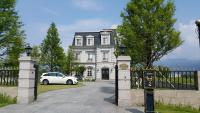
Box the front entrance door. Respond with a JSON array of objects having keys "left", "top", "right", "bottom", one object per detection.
[{"left": 102, "top": 68, "right": 109, "bottom": 80}]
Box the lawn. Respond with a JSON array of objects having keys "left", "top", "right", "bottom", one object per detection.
[
  {"left": 156, "top": 102, "right": 200, "bottom": 113},
  {"left": 37, "top": 83, "right": 84, "bottom": 94}
]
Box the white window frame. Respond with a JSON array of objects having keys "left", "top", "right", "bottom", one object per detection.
[
  {"left": 87, "top": 52, "right": 93, "bottom": 61},
  {"left": 101, "top": 32, "right": 110, "bottom": 45},
  {"left": 102, "top": 51, "right": 108, "bottom": 61},
  {"left": 86, "top": 35, "right": 94, "bottom": 46},
  {"left": 75, "top": 36, "right": 83, "bottom": 46},
  {"left": 75, "top": 52, "right": 81, "bottom": 61}
]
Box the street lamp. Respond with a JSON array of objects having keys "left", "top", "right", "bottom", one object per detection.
[
  {"left": 195, "top": 19, "right": 200, "bottom": 47},
  {"left": 25, "top": 44, "right": 32, "bottom": 56},
  {"left": 119, "top": 44, "right": 127, "bottom": 55}
]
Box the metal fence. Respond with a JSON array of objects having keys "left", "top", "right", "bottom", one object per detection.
[
  {"left": 131, "top": 69, "right": 198, "bottom": 90},
  {"left": 0, "top": 67, "right": 19, "bottom": 86}
]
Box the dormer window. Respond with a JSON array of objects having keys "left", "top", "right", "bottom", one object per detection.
[
  {"left": 101, "top": 32, "right": 110, "bottom": 45},
  {"left": 75, "top": 36, "right": 83, "bottom": 46},
  {"left": 86, "top": 35, "right": 94, "bottom": 46},
  {"left": 103, "top": 37, "right": 107, "bottom": 44}
]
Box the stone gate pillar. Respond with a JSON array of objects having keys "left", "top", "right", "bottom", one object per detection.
[
  {"left": 117, "top": 56, "right": 131, "bottom": 106},
  {"left": 17, "top": 56, "right": 36, "bottom": 104}
]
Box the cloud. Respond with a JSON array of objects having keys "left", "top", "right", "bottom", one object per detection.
[
  {"left": 162, "top": 20, "right": 200, "bottom": 60},
  {"left": 57, "top": 19, "right": 113, "bottom": 50},
  {"left": 72, "top": 0, "right": 103, "bottom": 11},
  {"left": 25, "top": 19, "right": 113, "bottom": 51},
  {"left": 110, "top": 24, "right": 118, "bottom": 29}
]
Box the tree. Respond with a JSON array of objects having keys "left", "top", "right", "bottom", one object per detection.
[
  {"left": 40, "top": 22, "right": 65, "bottom": 71},
  {"left": 0, "top": 0, "right": 25, "bottom": 66},
  {"left": 74, "top": 66, "right": 86, "bottom": 75},
  {"left": 31, "top": 45, "right": 41, "bottom": 63},
  {"left": 64, "top": 46, "right": 76, "bottom": 74},
  {"left": 117, "top": 0, "right": 182, "bottom": 68}
]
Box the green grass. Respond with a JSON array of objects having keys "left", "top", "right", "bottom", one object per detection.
[
  {"left": 0, "top": 93, "right": 16, "bottom": 107},
  {"left": 38, "top": 83, "right": 84, "bottom": 94},
  {"left": 156, "top": 102, "right": 200, "bottom": 113}
]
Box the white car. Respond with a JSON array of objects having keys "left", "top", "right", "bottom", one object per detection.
[{"left": 40, "top": 72, "right": 78, "bottom": 85}]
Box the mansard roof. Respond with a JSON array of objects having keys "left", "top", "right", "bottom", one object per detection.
[{"left": 72, "top": 29, "right": 116, "bottom": 47}]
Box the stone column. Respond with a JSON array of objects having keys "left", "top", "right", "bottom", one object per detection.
[
  {"left": 117, "top": 56, "right": 131, "bottom": 106},
  {"left": 17, "top": 56, "right": 36, "bottom": 104},
  {"left": 198, "top": 71, "right": 200, "bottom": 91}
]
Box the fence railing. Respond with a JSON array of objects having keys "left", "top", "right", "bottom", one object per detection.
[
  {"left": 131, "top": 69, "right": 198, "bottom": 90},
  {"left": 0, "top": 67, "right": 19, "bottom": 86}
]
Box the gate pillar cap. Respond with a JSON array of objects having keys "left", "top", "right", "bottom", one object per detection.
[
  {"left": 19, "top": 56, "right": 36, "bottom": 63},
  {"left": 117, "top": 56, "right": 131, "bottom": 61}
]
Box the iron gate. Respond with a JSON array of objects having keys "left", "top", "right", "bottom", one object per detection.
[{"left": 131, "top": 69, "right": 199, "bottom": 90}]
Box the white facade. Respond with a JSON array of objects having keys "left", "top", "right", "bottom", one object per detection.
[{"left": 73, "top": 29, "right": 116, "bottom": 80}]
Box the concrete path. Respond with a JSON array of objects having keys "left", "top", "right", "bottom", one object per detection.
[{"left": 0, "top": 81, "right": 144, "bottom": 113}]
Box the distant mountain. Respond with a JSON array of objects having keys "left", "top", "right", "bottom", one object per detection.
[{"left": 155, "top": 58, "right": 200, "bottom": 70}]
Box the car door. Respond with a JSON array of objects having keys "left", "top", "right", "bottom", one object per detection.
[
  {"left": 56, "top": 73, "right": 66, "bottom": 84},
  {"left": 47, "top": 73, "right": 57, "bottom": 84}
]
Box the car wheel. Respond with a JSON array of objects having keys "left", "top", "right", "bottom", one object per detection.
[
  {"left": 66, "top": 79, "right": 73, "bottom": 85},
  {"left": 43, "top": 79, "right": 49, "bottom": 85}
]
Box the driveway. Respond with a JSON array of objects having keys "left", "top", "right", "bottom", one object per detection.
[{"left": 0, "top": 81, "right": 144, "bottom": 113}]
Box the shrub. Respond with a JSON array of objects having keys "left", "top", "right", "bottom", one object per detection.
[{"left": 0, "top": 93, "right": 16, "bottom": 107}]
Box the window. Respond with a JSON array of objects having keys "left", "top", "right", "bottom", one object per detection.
[
  {"left": 75, "top": 37, "right": 82, "bottom": 46},
  {"left": 88, "top": 39, "right": 91, "bottom": 45},
  {"left": 102, "top": 52, "right": 108, "bottom": 61},
  {"left": 57, "top": 73, "right": 64, "bottom": 77},
  {"left": 48, "top": 73, "right": 57, "bottom": 76},
  {"left": 76, "top": 39, "right": 81, "bottom": 46},
  {"left": 87, "top": 37, "right": 94, "bottom": 46},
  {"left": 87, "top": 68, "right": 92, "bottom": 76},
  {"left": 75, "top": 52, "right": 80, "bottom": 61},
  {"left": 101, "top": 32, "right": 110, "bottom": 45},
  {"left": 88, "top": 53, "right": 93, "bottom": 61},
  {"left": 103, "top": 37, "right": 107, "bottom": 44}
]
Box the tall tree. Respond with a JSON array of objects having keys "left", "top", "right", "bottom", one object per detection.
[
  {"left": 117, "top": 0, "right": 182, "bottom": 68},
  {"left": 0, "top": 0, "right": 25, "bottom": 66},
  {"left": 40, "top": 22, "right": 65, "bottom": 71},
  {"left": 31, "top": 45, "right": 41, "bottom": 63},
  {"left": 63, "top": 46, "right": 75, "bottom": 74}
]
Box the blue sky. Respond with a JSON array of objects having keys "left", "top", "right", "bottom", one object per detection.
[{"left": 16, "top": 0, "right": 200, "bottom": 61}]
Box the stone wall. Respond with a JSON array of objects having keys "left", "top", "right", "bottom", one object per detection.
[
  {"left": 130, "top": 89, "right": 200, "bottom": 109},
  {"left": 0, "top": 87, "right": 18, "bottom": 98}
]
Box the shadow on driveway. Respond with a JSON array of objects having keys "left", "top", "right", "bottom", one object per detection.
[
  {"left": 104, "top": 95, "right": 115, "bottom": 105},
  {"left": 100, "top": 86, "right": 115, "bottom": 94}
]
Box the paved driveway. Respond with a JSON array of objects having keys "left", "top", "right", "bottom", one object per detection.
[{"left": 0, "top": 81, "right": 143, "bottom": 113}]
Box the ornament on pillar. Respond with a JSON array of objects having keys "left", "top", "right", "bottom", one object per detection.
[
  {"left": 25, "top": 43, "right": 32, "bottom": 56},
  {"left": 119, "top": 44, "right": 127, "bottom": 56}
]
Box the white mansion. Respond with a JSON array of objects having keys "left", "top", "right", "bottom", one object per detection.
[{"left": 72, "top": 29, "right": 117, "bottom": 80}]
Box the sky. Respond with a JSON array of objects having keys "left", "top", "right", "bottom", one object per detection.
[{"left": 15, "top": 0, "right": 200, "bottom": 62}]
